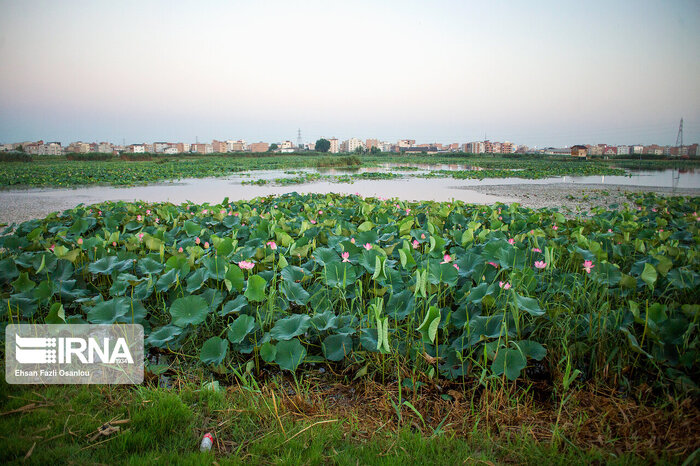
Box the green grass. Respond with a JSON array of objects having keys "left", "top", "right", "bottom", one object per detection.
[{"left": 0, "top": 377, "right": 668, "bottom": 465}]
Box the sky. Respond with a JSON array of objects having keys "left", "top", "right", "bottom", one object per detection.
[{"left": 1, "top": 0, "right": 699, "bottom": 147}]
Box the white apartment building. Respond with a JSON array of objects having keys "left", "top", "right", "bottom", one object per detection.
[
  {"left": 328, "top": 138, "right": 339, "bottom": 153},
  {"left": 347, "top": 137, "right": 364, "bottom": 153},
  {"left": 631, "top": 145, "right": 644, "bottom": 154},
  {"left": 164, "top": 147, "right": 178, "bottom": 155},
  {"left": 130, "top": 144, "right": 145, "bottom": 153},
  {"left": 617, "top": 145, "right": 630, "bottom": 155}
]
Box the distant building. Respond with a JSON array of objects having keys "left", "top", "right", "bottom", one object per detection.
[
  {"left": 191, "top": 143, "right": 213, "bottom": 154},
  {"left": 346, "top": 138, "right": 364, "bottom": 153},
  {"left": 153, "top": 142, "right": 170, "bottom": 153},
  {"left": 280, "top": 140, "right": 294, "bottom": 150},
  {"left": 616, "top": 145, "right": 630, "bottom": 155},
  {"left": 365, "top": 139, "right": 379, "bottom": 150},
  {"left": 328, "top": 138, "right": 339, "bottom": 154},
  {"left": 97, "top": 142, "right": 113, "bottom": 153},
  {"left": 466, "top": 141, "right": 485, "bottom": 154},
  {"left": 176, "top": 142, "right": 191, "bottom": 153},
  {"left": 249, "top": 142, "right": 270, "bottom": 153},
  {"left": 501, "top": 141, "right": 515, "bottom": 153},
  {"left": 631, "top": 145, "right": 644, "bottom": 154},
  {"left": 227, "top": 140, "right": 246, "bottom": 152},
  {"left": 67, "top": 141, "right": 91, "bottom": 153},
  {"left": 211, "top": 140, "right": 228, "bottom": 153},
  {"left": 163, "top": 147, "right": 178, "bottom": 155},
  {"left": 129, "top": 144, "right": 145, "bottom": 153},
  {"left": 571, "top": 145, "right": 587, "bottom": 158}
]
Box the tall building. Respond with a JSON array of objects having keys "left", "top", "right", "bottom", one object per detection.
[
  {"left": 617, "top": 145, "right": 630, "bottom": 155},
  {"left": 346, "top": 138, "right": 364, "bottom": 153},
  {"left": 365, "top": 139, "right": 379, "bottom": 150},
  {"left": 328, "top": 138, "right": 339, "bottom": 154}
]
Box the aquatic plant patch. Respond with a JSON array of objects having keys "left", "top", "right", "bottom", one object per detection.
[{"left": 0, "top": 193, "right": 698, "bottom": 395}]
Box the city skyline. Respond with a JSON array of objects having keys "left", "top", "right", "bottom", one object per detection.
[{"left": 1, "top": 1, "right": 699, "bottom": 147}]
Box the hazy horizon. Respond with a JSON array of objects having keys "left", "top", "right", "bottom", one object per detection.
[{"left": 1, "top": 0, "right": 699, "bottom": 147}]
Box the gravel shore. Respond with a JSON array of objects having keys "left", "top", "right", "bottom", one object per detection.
[{"left": 465, "top": 183, "right": 700, "bottom": 212}]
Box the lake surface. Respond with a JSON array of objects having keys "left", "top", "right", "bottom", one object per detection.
[{"left": 1, "top": 166, "right": 698, "bottom": 225}]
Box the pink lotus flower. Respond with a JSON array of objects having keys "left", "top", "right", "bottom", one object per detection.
[
  {"left": 234, "top": 212, "right": 239, "bottom": 217},
  {"left": 137, "top": 215, "right": 142, "bottom": 221},
  {"left": 412, "top": 239, "right": 419, "bottom": 249},
  {"left": 221, "top": 209, "right": 226, "bottom": 214},
  {"left": 499, "top": 281, "right": 511, "bottom": 290},
  {"left": 98, "top": 211, "right": 102, "bottom": 216},
  {"left": 499, "top": 216, "right": 503, "bottom": 220},
  {"left": 658, "top": 229, "right": 664, "bottom": 233},
  {"left": 238, "top": 260, "right": 255, "bottom": 270},
  {"left": 350, "top": 238, "right": 355, "bottom": 244},
  {"left": 146, "top": 209, "right": 151, "bottom": 215},
  {"left": 582, "top": 260, "right": 594, "bottom": 274},
  {"left": 652, "top": 208, "right": 657, "bottom": 212},
  {"left": 508, "top": 238, "right": 515, "bottom": 245},
  {"left": 440, "top": 254, "right": 452, "bottom": 264},
  {"left": 552, "top": 225, "right": 558, "bottom": 231},
  {"left": 488, "top": 261, "right": 499, "bottom": 268},
  {"left": 453, "top": 264, "right": 459, "bottom": 270},
  {"left": 202, "top": 209, "right": 208, "bottom": 214},
  {"left": 405, "top": 208, "right": 411, "bottom": 215},
  {"left": 363, "top": 243, "right": 372, "bottom": 251},
  {"left": 77, "top": 238, "right": 83, "bottom": 245},
  {"left": 49, "top": 244, "right": 55, "bottom": 252},
  {"left": 228, "top": 211, "right": 232, "bottom": 216},
  {"left": 310, "top": 219, "right": 316, "bottom": 224},
  {"left": 266, "top": 241, "right": 277, "bottom": 250},
  {"left": 608, "top": 229, "right": 612, "bottom": 233},
  {"left": 112, "top": 241, "right": 117, "bottom": 247},
  {"left": 195, "top": 237, "right": 201, "bottom": 245},
  {"left": 530, "top": 230, "right": 535, "bottom": 235},
  {"left": 155, "top": 218, "right": 159, "bottom": 223},
  {"left": 534, "top": 261, "right": 547, "bottom": 269},
  {"left": 532, "top": 248, "right": 541, "bottom": 253},
  {"left": 178, "top": 247, "right": 183, "bottom": 253},
  {"left": 318, "top": 210, "right": 323, "bottom": 215},
  {"left": 342, "top": 252, "right": 350, "bottom": 262},
  {"left": 421, "top": 233, "right": 426, "bottom": 239},
  {"left": 138, "top": 233, "right": 144, "bottom": 241},
  {"left": 204, "top": 242, "right": 209, "bottom": 249}
]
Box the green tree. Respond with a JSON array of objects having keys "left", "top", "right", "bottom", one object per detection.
[
  {"left": 315, "top": 139, "right": 330, "bottom": 153},
  {"left": 353, "top": 146, "right": 365, "bottom": 155},
  {"left": 269, "top": 143, "right": 279, "bottom": 152},
  {"left": 369, "top": 146, "right": 381, "bottom": 154}
]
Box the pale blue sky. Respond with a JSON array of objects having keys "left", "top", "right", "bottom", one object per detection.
[{"left": 1, "top": 0, "right": 699, "bottom": 147}]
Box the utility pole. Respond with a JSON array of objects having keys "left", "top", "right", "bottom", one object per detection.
[{"left": 675, "top": 118, "right": 683, "bottom": 157}]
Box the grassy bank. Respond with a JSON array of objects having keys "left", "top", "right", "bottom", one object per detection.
[{"left": 1, "top": 377, "right": 696, "bottom": 464}]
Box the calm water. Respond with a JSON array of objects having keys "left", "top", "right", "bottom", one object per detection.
[{"left": 0, "top": 167, "right": 697, "bottom": 225}]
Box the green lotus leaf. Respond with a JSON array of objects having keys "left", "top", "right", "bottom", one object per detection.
[
  {"left": 270, "top": 314, "right": 311, "bottom": 341},
  {"left": 227, "top": 314, "right": 256, "bottom": 344},
  {"left": 491, "top": 347, "right": 527, "bottom": 381},
  {"left": 244, "top": 274, "right": 267, "bottom": 302},
  {"left": 322, "top": 334, "right": 352, "bottom": 361},
  {"left": 200, "top": 336, "right": 228, "bottom": 366},
  {"left": 274, "top": 338, "right": 306, "bottom": 371},
  {"left": 170, "top": 295, "right": 210, "bottom": 327}
]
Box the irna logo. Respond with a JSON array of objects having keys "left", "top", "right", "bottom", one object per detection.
[{"left": 15, "top": 334, "right": 134, "bottom": 365}]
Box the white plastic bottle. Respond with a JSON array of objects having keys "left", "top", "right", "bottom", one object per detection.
[{"left": 200, "top": 433, "right": 214, "bottom": 452}]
